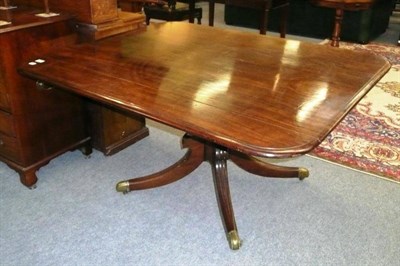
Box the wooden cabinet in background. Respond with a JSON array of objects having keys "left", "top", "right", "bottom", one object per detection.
[
  {"left": 118, "top": 0, "right": 144, "bottom": 13},
  {"left": 14, "top": 0, "right": 119, "bottom": 24},
  {"left": 0, "top": 7, "right": 91, "bottom": 187},
  {"left": 14, "top": 0, "right": 146, "bottom": 41}
]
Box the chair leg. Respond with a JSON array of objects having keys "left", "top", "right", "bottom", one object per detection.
[
  {"left": 279, "top": 3, "right": 289, "bottom": 38},
  {"left": 209, "top": 0, "right": 215, "bottom": 26},
  {"left": 260, "top": 0, "right": 288, "bottom": 38},
  {"left": 259, "top": 1, "right": 271, "bottom": 35},
  {"left": 188, "top": 0, "right": 195, "bottom": 23},
  {"left": 331, "top": 8, "right": 344, "bottom": 47}
]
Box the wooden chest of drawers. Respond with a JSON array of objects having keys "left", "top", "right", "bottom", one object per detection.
[
  {"left": 0, "top": 7, "right": 91, "bottom": 188},
  {"left": 2, "top": 2, "right": 148, "bottom": 187}
]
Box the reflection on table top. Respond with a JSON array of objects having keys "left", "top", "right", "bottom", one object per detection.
[{"left": 18, "top": 22, "right": 390, "bottom": 157}]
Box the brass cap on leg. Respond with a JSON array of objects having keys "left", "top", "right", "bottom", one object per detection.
[
  {"left": 227, "top": 230, "right": 241, "bottom": 250},
  {"left": 298, "top": 167, "right": 309, "bottom": 180},
  {"left": 116, "top": 181, "right": 130, "bottom": 194}
]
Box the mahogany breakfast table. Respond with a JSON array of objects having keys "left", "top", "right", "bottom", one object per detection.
[{"left": 18, "top": 22, "right": 390, "bottom": 250}]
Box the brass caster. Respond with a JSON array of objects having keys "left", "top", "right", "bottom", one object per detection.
[
  {"left": 298, "top": 167, "right": 309, "bottom": 180},
  {"left": 227, "top": 230, "right": 241, "bottom": 250},
  {"left": 116, "top": 181, "right": 130, "bottom": 194},
  {"left": 79, "top": 146, "right": 92, "bottom": 158}
]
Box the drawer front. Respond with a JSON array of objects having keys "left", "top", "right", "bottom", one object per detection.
[
  {"left": 0, "top": 111, "right": 15, "bottom": 137},
  {"left": 0, "top": 70, "right": 11, "bottom": 111},
  {"left": 0, "top": 133, "right": 21, "bottom": 164}
]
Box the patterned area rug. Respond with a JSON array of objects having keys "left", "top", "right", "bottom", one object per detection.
[{"left": 310, "top": 42, "right": 400, "bottom": 183}]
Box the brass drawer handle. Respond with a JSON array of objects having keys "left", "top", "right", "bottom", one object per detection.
[
  {"left": 36, "top": 80, "right": 53, "bottom": 91},
  {"left": 0, "top": 139, "right": 4, "bottom": 146}
]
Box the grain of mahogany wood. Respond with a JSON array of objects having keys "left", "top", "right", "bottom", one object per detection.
[{"left": 19, "top": 22, "right": 390, "bottom": 158}]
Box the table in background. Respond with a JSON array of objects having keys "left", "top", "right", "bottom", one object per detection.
[{"left": 310, "top": 0, "right": 375, "bottom": 47}]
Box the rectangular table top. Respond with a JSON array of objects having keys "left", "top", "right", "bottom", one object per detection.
[{"left": 19, "top": 22, "right": 390, "bottom": 158}]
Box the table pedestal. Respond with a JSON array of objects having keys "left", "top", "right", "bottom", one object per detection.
[{"left": 116, "top": 134, "right": 309, "bottom": 249}]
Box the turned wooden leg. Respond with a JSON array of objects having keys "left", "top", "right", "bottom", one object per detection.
[
  {"left": 206, "top": 146, "right": 241, "bottom": 250},
  {"left": 230, "top": 151, "right": 309, "bottom": 180},
  {"left": 331, "top": 8, "right": 344, "bottom": 47},
  {"left": 116, "top": 134, "right": 204, "bottom": 193}
]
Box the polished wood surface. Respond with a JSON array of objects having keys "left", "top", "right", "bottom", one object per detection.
[{"left": 19, "top": 22, "right": 390, "bottom": 158}]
